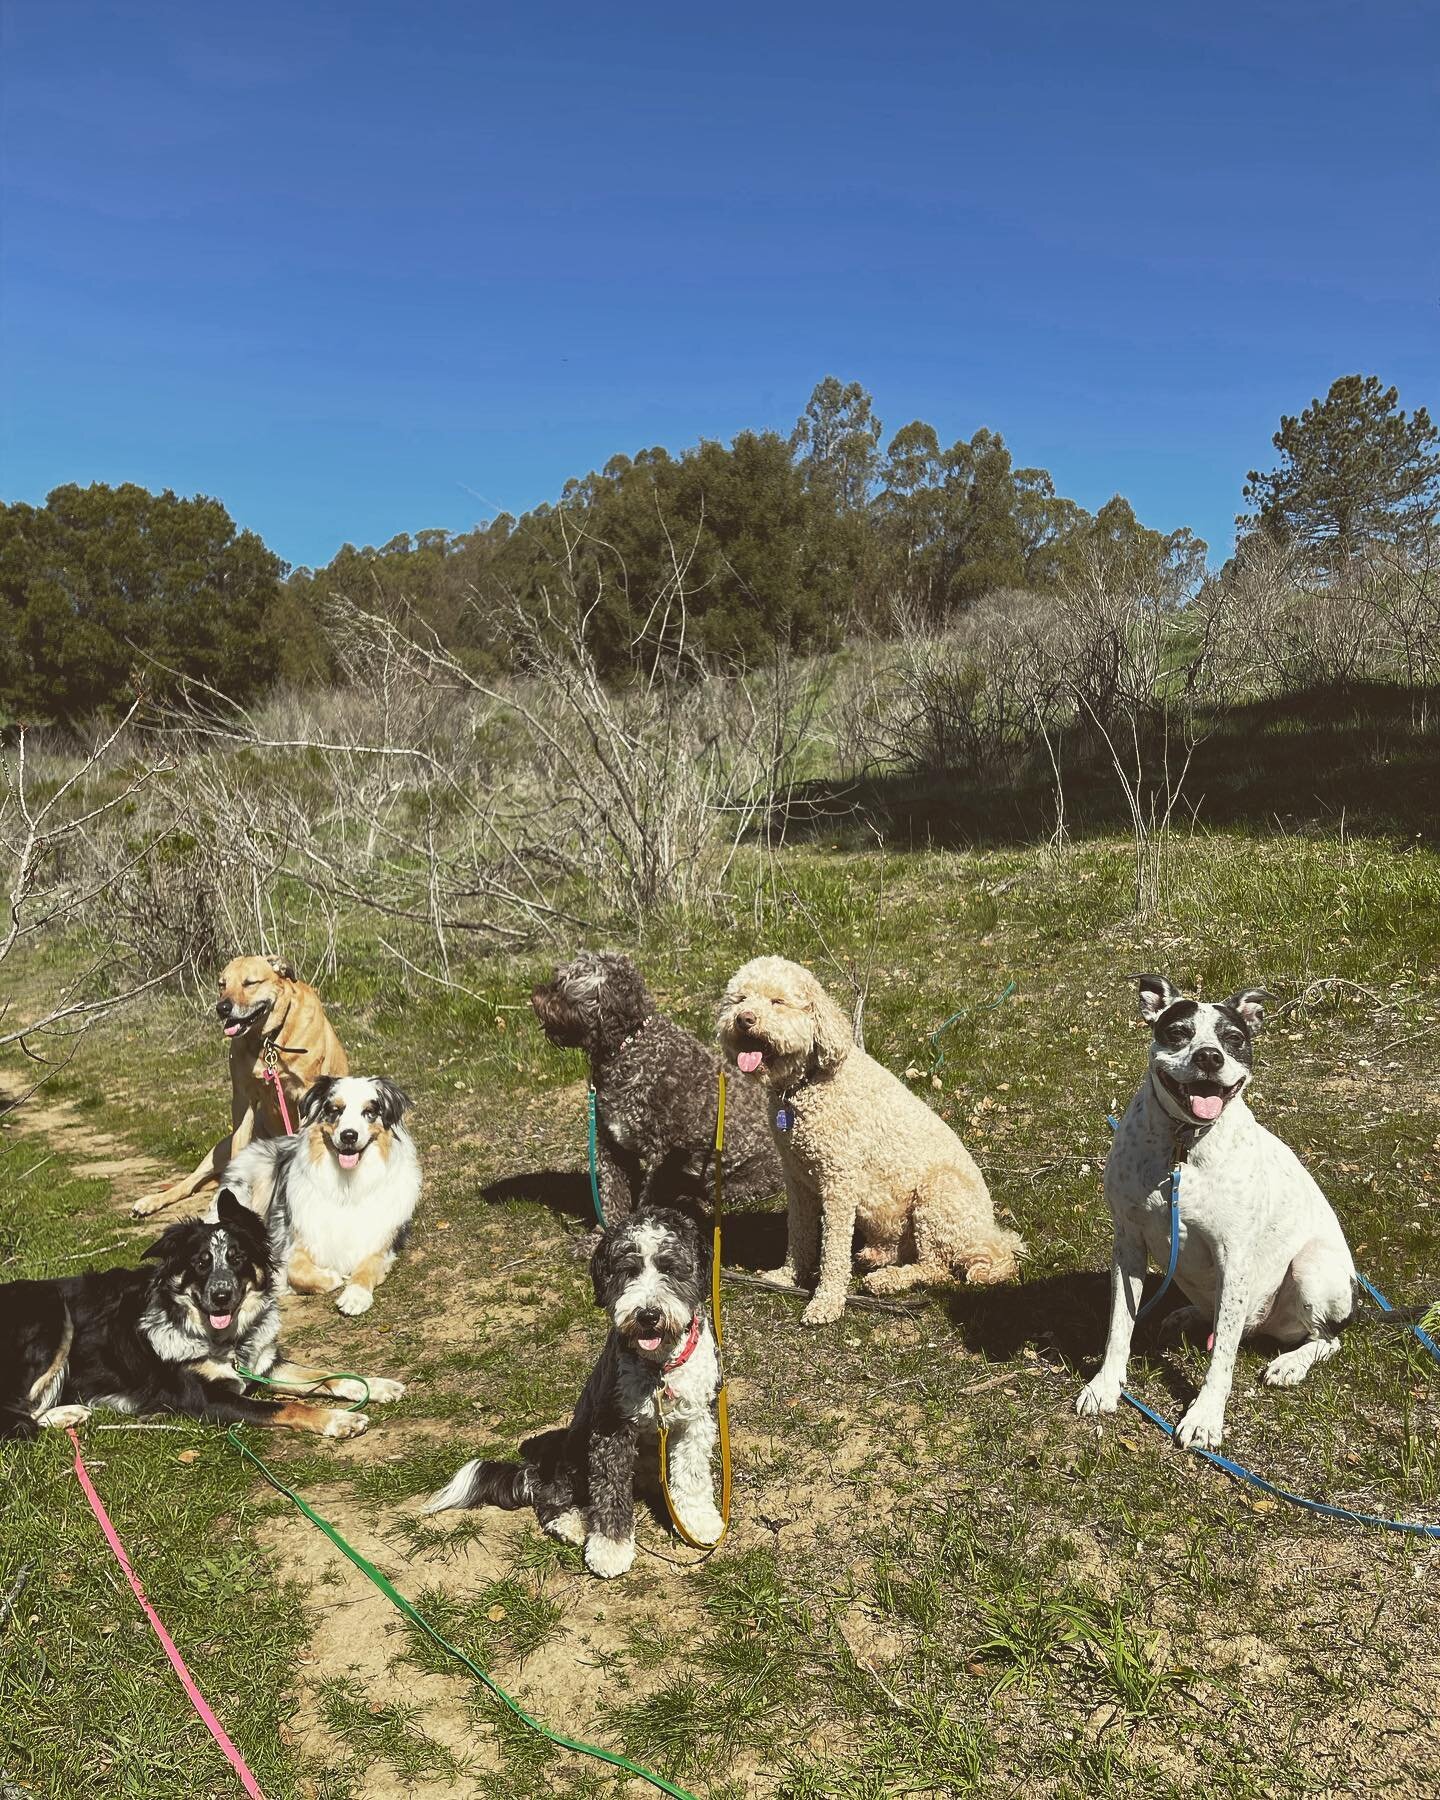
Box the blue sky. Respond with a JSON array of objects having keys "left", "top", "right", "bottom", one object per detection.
[{"left": 2, "top": 0, "right": 1435, "bottom": 570}]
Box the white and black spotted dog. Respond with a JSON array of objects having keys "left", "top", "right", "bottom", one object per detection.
[
  {"left": 215, "top": 1076, "right": 421, "bottom": 1317},
  {"left": 1077, "top": 975, "right": 1359, "bottom": 1449},
  {"left": 425, "top": 1206, "right": 723, "bottom": 1577}
]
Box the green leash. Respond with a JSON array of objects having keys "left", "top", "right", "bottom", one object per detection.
[
  {"left": 226, "top": 1433, "right": 701, "bottom": 1800},
  {"left": 236, "top": 1365, "right": 370, "bottom": 1412},
  {"left": 928, "top": 979, "right": 1017, "bottom": 1075}
]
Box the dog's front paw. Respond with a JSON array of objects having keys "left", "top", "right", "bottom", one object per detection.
[
  {"left": 361, "top": 1377, "right": 406, "bottom": 1404},
  {"left": 322, "top": 1409, "right": 370, "bottom": 1438},
  {"left": 678, "top": 1503, "right": 725, "bottom": 1547},
  {"left": 800, "top": 1291, "right": 845, "bottom": 1327},
  {"left": 130, "top": 1192, "right": 171, "bottom": 1218},
  {"left": 1175, "top": 1396, "right": 1226, "bottom": 1451},
  {"left": 39, "top": 1404, "right": 92, "bottom": 1429},
  {"left": 584, "top": 1533, "right": 635, "bottom": 1578},
  {"left": 543, "top": 1507, "right": 586, "bottom": 1546},
  {"left": 1076, "top": 1378, "right": 1121, "bottom": 1418},
  {"left": 335, "top": 1284, "right": 374, "bottom": 1316},
  {"left": 759, "top": 1262, "right": 800, "bottom": 1289}
]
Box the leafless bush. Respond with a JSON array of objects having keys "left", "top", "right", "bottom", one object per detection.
[
  {"left": 1372, "top": 533, "right": 1440, "bottom": 719},
  {"left": 0, "top": 703, "right": 182, "bottom": 1104},
  {"left": 842, "top": 590, "right": 1068, "bottom": 780},
  {"left": 141, "top": 575, "right": 825, "bottom": 984},
  {"left": 1215, "top": 538, "right": 1391, "bottom": 695}
]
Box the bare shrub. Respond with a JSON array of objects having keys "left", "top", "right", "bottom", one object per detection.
[
  {"left": 1217, "top": 539, "right": 1391, "bottom": 695},
  {"left": 842, "top": 591, "right": 1067, "bottom": 781},
  {"left": 0, "top": 704, "right": 181, "bottom": 1102}
]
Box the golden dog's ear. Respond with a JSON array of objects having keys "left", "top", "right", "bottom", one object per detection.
[
  {"left": 265, "top": 954, "right": 297, "bottom": 981},
  {"left": 808, "top": 979, "right": 855, "bottom": 1071}
]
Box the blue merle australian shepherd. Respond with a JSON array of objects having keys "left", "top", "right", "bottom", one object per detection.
[
  {"left": 0, "top": 1194, "right": 403, "bottom": 1440},
  {"left": 218, "top": 1075, "right": 421, "bottom": 1317},
  {"left": 426, "top": 1206, "right": 723, "bottom": 1576}
]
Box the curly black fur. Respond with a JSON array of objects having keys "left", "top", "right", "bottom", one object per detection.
[{"left": 531, "top": 951, "right": 782, "bottom": 1224}]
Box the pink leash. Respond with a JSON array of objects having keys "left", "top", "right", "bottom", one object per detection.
[
  {"left": 67, "top": 1428, "right": 268, "bottom": 1798},
  {"left": 263, "top": 1060, "right": 295, "bottom": 1135}
]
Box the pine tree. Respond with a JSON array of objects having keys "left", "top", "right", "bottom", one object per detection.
[{"left": 1241, "top": 375, "right": 1440, "bottom": 570}]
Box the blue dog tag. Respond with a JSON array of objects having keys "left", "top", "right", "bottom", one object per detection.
[{"left": 775, "top": 1107, "right": 793, "bottom": 1132}]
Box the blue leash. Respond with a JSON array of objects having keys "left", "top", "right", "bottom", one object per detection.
[
  {"left": 1102, "top": 1114, "right": 1440, "bottom": 1537},
  {"left": 586, "top": 1088, "right": 605, "bottom": 1225}
]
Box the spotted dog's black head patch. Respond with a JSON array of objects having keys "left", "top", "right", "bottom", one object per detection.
[
  {"left": 142, "top": 1192, "right": 274, "bottom": 1343},
  {"left": 1134, "top": 976, "right": 1273, "bottom": 1126}
]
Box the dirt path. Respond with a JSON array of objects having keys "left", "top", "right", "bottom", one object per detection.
[{"left": 0, "top": 1082, "right": 166, "bottom": 1206}]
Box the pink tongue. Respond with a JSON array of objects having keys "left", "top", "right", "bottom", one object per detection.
[
  {"left": 209, "top": 1313, "right": 232, "bottom": 1330},
  {"left": 1190, "top": 1092, "right": 1224, "bottom": 1120},
  {"left": 223, "top": 1024, "right": 243, "bottom": 1038},
  {"left": 338, "top": 1151, "right": 360, "bottom": 1170},
  {"left": 638, "top": 1335, "right": 662, "bottom": 1351},
  {"left": 736, "top": 1050, "right": 763, "bottom": 1074}
]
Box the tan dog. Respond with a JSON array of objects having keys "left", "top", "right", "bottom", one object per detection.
[
  {"left": 132, "top": 955, "right": 348, "bottom": 1218},
  {"left": 717, "top": 956, "right": 1024, "bottom": 1324}
]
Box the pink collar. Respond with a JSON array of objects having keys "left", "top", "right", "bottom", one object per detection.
[{"left": 662, "top": 1314, "right": 702, "bottom": 1376}]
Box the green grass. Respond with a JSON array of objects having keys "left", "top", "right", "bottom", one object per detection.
[{"left": 4, "top": 824, "right": 1440, "bottom": 1795}]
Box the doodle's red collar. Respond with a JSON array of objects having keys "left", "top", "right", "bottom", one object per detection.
[{"left": 662, "top": 1314, "right": 703, "bottom": 1377}]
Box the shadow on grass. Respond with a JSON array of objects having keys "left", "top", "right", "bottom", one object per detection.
[
  {"left": 479, "top": 1167, "right": 790, "bottom": 1271},
  {"left": 782, "top": 683, "right": 1440, "bottom": 850}
]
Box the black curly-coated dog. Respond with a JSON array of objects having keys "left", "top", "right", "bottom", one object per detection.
[{"left": 531, "top": 951, "right": 782, "bottom": 1225}]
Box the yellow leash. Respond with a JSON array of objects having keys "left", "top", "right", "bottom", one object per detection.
[{"left": 657, "top": 1071, "right": 732, "bottom": 1553}]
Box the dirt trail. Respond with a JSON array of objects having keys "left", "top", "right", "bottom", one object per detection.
[
  {"left": 0, "top": 1082, "right": 166, "bottom": 1205},
  {"left": 259, "top": 1487, "right": 715, "bottom": 1798}
]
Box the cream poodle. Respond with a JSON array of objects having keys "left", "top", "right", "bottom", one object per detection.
[{"left": 717, "top": 956, "right": 1024, "bottom": 1325}]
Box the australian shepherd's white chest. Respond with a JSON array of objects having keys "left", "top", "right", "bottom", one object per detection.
[{"left": 218, "top": 1076, "right": 422, "bottom": 1316}]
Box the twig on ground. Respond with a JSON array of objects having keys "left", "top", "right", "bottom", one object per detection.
[
  {"left": 721, "top": 1270, "right": 920, "bottom": 1317},
  {"left": 0, "top": 1562, "right": 34, "bottom": 1634},
  {"left": 1274, "top": 977, "right": 1385, "bottom": 1020}
]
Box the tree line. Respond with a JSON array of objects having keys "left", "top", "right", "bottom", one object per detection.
[{"left": 2, "top": 373, "right": 1435, "bottom": 721}]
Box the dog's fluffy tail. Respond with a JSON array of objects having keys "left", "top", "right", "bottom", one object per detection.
[{"left": 423, "top": 1457, "right": 537, "bottom": 1515}]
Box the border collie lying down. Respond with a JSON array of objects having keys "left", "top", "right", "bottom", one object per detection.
[{"left": 0, "top": 1194, "right": 402, "bottom": 1440}]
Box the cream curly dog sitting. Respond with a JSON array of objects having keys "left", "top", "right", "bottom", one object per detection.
[{"left": 718, "top": 956, "right": 1024, "bottom": 1324}]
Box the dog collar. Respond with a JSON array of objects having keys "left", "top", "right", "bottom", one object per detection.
[
  {"left": 1148, "top": 1072, "right": 1214, "bottom": 1158},
  {"left": 662, "top": 1314, "right": 703, "bottom": 1378}
]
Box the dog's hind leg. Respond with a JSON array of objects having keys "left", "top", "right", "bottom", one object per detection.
[
  {"left": 285, "top": 1244, "right": 346, "bottom": 1295},
  {"left": 38, "top": 1405, "right": 92, "bottom": 1428},
  {"left": 1261, "top": 1238, "right": 1352, "bottom": 1389}
]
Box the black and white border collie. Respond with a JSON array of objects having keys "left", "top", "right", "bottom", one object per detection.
[
  {"left": 425, "top": 1206, "right": 723, "bottom": 1577},
  {"left": 0, "top": 1195, "right": 402, "bottom": 1440},
  {"left": 219, "top": 1075, "right": 421, "bottom": 1315}
]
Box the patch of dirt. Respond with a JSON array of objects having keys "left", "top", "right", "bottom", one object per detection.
[
  {"left": 259, "top": 1486, "right": 713, "bottom": 1797},
  {"left": 0, "top": 1082, "right": 166, "bottom": 1206}
]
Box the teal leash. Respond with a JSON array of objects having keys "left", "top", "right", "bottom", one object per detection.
[
  {"left": 928, "top": 979, "right": 1017, "bottom": 1075},
  {"left": 586, "top": 1087, "right": 605, "bottom": 1225}
]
